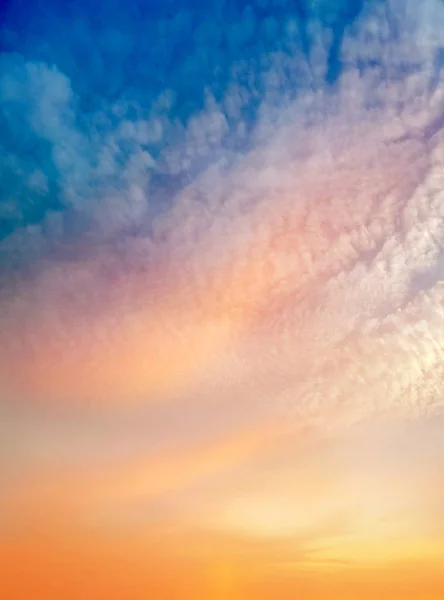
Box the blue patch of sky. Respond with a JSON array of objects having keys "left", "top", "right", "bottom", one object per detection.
[{"left": 0, "top": 0, "right": 371, "bottom": 241}]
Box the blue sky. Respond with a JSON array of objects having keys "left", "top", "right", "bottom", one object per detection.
[{"left": 0, "top": 0, "right": 372, "bottom": 246}]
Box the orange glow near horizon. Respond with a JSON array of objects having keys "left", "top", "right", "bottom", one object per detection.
[
  {"left": 2, "top": 415, "right": 444, "bottom": 599},
  {"left": 2, "top": 523, "right": 444, "bottom": 600}
]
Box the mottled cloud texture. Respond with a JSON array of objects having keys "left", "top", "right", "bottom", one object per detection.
[{"left": 1, "top": 1, "right": 444, "bottom": 597}]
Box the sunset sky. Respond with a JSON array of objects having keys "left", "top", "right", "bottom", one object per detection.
[{"left": 1, "top": 1, "right": 444, "bottom": 598}]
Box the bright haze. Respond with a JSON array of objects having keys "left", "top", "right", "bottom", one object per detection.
[{"left": 1, "top": 1, "right": 444, "bottom": 598}]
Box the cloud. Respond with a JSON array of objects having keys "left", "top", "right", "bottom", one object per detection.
[
  {"left": 1, "top": 1, "right": 444, "bottom": 414},
  {"left": 0, "top": 0, "right": 367, "bottom": 247},
  {"left": 1, "top": 4, "right": 444, "bottom": 578}
]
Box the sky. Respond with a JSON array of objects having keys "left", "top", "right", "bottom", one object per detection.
[{"left": 1, "top": 0, "right": 444, "bottom": 598}]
